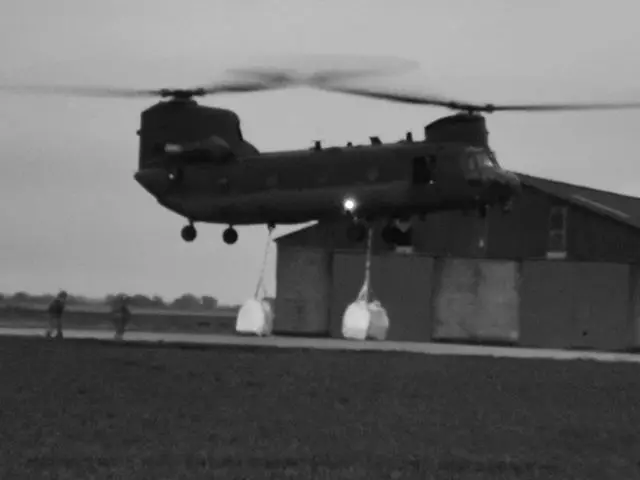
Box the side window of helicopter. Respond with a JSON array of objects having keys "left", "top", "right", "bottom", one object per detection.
[
  {"left": 412, "top": 156, "right": 431, "bottom": 185},
  {"left": 465, "top": 151, "right": 477, "bottom": 171}
]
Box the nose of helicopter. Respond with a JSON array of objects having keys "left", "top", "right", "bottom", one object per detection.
[{"left": 134, "top": 168, "right": 172, "bottom": 198}]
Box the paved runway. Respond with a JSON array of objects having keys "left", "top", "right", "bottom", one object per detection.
[{"left": 2, "top": 326, "right": 640, "bottom": 364}]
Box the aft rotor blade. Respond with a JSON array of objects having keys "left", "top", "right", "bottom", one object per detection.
[
  {"left": 482, "top": 101, "right": 640, "bottom": 112},
  {"left": 313, "top": 84, "right": 640, "bottom": 113},
  {"left": 226, "top": 55, "right": 420, "bottom": 89}
]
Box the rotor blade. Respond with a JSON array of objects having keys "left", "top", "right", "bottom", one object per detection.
[
  {"left": 311, "top": 84, "right": 466, "bottom": 108},
  {"left": 0, "top": 77, "right": 290, "bottom": 99},
  {"left": 0, "top": 84, "right": 163, "bottom": 98},
  {"left": 310, "top": 84, "right": 640, "bottom": 113},
  {"left": 481, "top": 101, "right": 640, "bottom": 112},
  {"left": 195, "top": 78, "right": 288, "bottom": 95},
  {"left": 225, "top": 56, "right": 420, "bottom": 89}
]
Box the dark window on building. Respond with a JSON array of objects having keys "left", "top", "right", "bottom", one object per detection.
[{"left": 547, "top": 205, "right": 568, "bottom": 259}]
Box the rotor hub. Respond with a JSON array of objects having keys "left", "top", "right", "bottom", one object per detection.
[{"left": 159, "top": 89, "right": 206, "bottom": 99}]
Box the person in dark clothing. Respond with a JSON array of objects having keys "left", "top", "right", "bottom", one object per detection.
[
  {"left": 46, "top": 290, "right": 68, "bottom": 339},
  {"left": 111, "top": 294, "right": 131, "bottom": 341}
]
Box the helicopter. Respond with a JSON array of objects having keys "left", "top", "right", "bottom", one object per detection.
[{"left": 3, "top": 61, "right": 640, "bottom": 246}]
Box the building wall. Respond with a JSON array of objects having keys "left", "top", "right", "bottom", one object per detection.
[
  {"left": 568, "top": 205, "right": 640, "bottom": 262},
  {"left": 485, "top": 186, "right": 556, "bottom": 259},
  {"left": 274, "top": 245, "right": 637, "bottom": 351},
  {"left": 274, "top": 247, "right": 332, "bottom": 335},
  {"left": 431, "top": 258, "right": 519, "bottom": 343},
  {"left": 518, "top": 260, "right": 631, "bottom": 350},
  {"left": 628, "top": 264, "right": 640, "bottom": 347}
]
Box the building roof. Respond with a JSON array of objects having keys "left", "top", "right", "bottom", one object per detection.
[
  {"left": 516, "top": 172, "right": 640, "bottom": 230},
  {"left": 275, "top": 173, "right": 640, "bottom": 242}
]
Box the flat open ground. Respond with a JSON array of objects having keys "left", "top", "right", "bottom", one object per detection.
[{"left": 1, "top": 336, "right": 639, "bottom": 479}]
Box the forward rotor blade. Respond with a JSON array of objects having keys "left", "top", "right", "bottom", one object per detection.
[
  {"left": 195, "top": 78, "right": 288, "bottom": 95},
  {"left": 0, "top": 77, "right": 289, "bottom": 99},
  {"left": 0, "top": 84, "right": 162, "bottom": 98},
  {"left": 313, "top": 84, "right": 640, "bottom": 113}
]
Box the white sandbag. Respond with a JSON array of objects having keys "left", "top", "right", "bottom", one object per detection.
[
  {"left": 366, "top": 301, "right": 390, "bottom": 340},
  {"left": 261, "top": 298, "right": 275, "bottom": 328},
  {"left": 235, "top": 298, "right": 273, "bottom": 336},
  {"left": 342, "top": 300, "right": 390, "bottom": 341},
  {"left": 342, "top": 300, "right": 371, "bottom": 340}
]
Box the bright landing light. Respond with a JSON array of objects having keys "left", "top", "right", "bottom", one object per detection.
[{"left": 343, "top": 196, "right": 357, "bottom": 212}]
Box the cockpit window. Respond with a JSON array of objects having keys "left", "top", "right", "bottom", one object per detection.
[
  {"left": 467, "top": 150, "right": 496, "bottom": 170},
  {"left": 479, "top": 153, "right": 494, "bottom": 167}
]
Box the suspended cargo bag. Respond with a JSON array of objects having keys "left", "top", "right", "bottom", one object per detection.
[
  {"left": 341, "top": 226, "right": 390, "bottom": 341},
  {"left": 366, "top": 300, "right": 390, "bottom": 340},
  {"left": 235, "top": 230, "right": 275, "bottom": 336},
  {"left": 235, "top": 297, "right": 272, "bottom": 336},
  {"left": 342, "top": 299, "right": 371, "bottom": 340}
]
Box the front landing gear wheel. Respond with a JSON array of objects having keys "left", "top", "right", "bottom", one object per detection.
[
  {"left": 181, "top": 224, "right": 197, "bottom": 242},
  {"left": 223, "top": 227, "right": 238, "bottom": 245}
]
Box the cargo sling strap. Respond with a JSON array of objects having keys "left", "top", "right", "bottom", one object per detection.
[
  {"left": 356, "top": 226, "right": 375, "bottom": 304},
  {"left": 254, "top": 228, "right": 274, "bottom": 300}
]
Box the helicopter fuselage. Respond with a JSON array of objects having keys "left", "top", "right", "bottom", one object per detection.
[
  {"left": 132, "top": 99, "right": 520, "bottom": 244},
  {"left": 134, "top": 140, "right": 520, "bottom": 226}
]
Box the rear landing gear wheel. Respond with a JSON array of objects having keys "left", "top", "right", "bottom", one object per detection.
[
  {"left": 181, "top": 224, "right": 197, "bottom": 242},
  {"left": 347, "top": 221, "right": 367, "bottom": 243},
  {"left": 223, "top": 226, "right": 238, "bottom": 245}
]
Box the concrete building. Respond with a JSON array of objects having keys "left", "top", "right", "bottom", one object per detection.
[{"left": 273, "top": 173, "right": 640, "bottom": 352}]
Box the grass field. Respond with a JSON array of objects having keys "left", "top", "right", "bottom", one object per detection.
[{"left": 1, "top": 337, "right": 639, "bottom": 479}]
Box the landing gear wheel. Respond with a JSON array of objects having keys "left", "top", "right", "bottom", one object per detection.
[
  {"left": 347, "top": 222, "right": 368, "bottom": 243},
  {"left": 181, "top": 224, "right": 197, "bottom": 242},
  {"left": 223, "top": 227, "right": 238, "bottom": 245},
  {"left": 382, "top": 225, "right": 401, "bottom": 245}
]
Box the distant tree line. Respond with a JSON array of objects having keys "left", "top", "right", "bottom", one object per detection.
[{"left": 0, "top": 292, "right": 231, "bottom": 311}]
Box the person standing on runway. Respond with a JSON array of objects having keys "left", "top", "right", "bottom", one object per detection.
[
  {"left": 111, "top": 294, "right": 131, "bottom": 341},
  {"left": 46, "top": 290, "right": 68, "bottom": 340}
]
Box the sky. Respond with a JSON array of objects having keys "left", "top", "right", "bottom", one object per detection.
[{"left": 0, "top": 0, "right": 639, "bottom": 303}]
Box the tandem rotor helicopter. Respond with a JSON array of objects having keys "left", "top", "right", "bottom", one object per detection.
[{"left": 3, "top": 57, "right": 640, "bottom": 246}]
